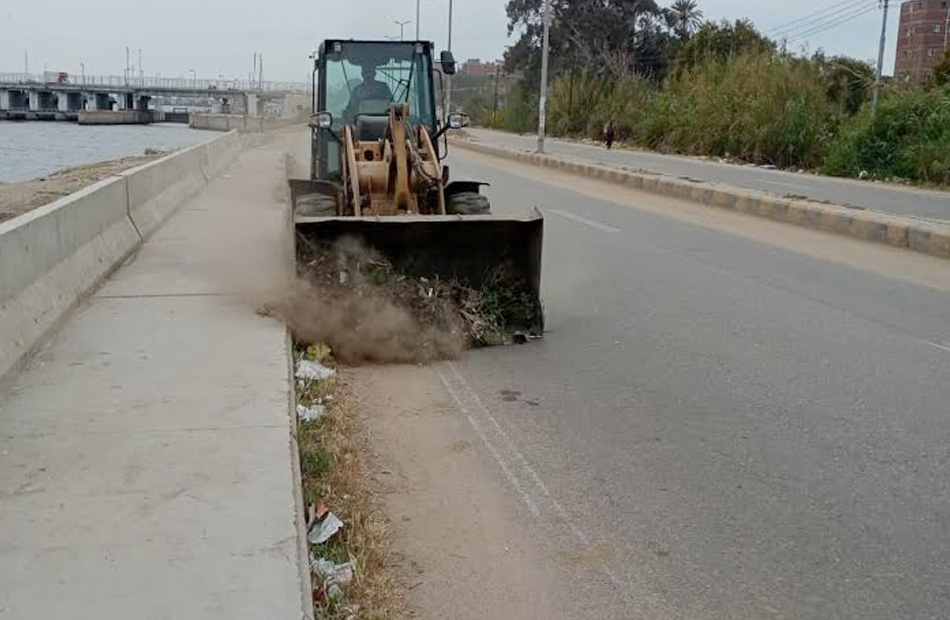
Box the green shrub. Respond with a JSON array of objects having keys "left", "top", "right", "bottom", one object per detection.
[
  {"left": 645, "top": 52, "right": 837, "bottom": 168},
  {"left": 823, "top": 86, "right": 950, "bottom": 184}
]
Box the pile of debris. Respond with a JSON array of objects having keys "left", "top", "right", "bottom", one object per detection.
[{"left": 292, "top": 236, "right": 542, "bottom": 361}]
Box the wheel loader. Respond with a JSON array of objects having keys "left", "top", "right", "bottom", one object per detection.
[{"left": 288, "top": 39, "right": 544, "bottom": 341}]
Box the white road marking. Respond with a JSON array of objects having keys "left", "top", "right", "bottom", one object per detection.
[
  {"left": 924, "top": 341, "right": 950, "bottom": 354},
  {"left": 436, "top": 368, "right": 541, "bottom": 517},
  {"left": 443, "top": 361, "right": 634, "bottom": 602},
  {"left": 548, "top": 208, "right": 621, "bottom": 233}
]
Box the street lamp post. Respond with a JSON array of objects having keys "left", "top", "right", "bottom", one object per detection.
[
  {"left": 536, "top": 0, "right": 551, "bottom": 153},
  {"left": 415, "top": 0, "right": 420, "bottom": 40},
  {"left": 190, "top": 69, "right": 197, "bottom": 91},
  {"left": 395, "top": 19, "right": 412, "bottom": 41}
]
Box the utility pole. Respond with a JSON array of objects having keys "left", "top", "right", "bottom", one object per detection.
[
  {"left": 446, "top": 0, "right": 453, "bottom": 116},
  {"left": 944, "top": 1, "right": 949, "bottom": 51},
  {"left": 415, "top": 0, "right": 420, "bottom": 40},
  {"left": 872, "top": 0, "right": 889, "bottom": 116},
  {"left": 259, "top": 53, "right": 263, "bottom": 89},
  {"left": 24, "top": 49, "right": 28, "bottom": 75},
  {"left": 492, "top": 65, "right": 501, "bottom": 127},
  {"left": 253, "top": 52, "right": 258, "bottom": 91},
  {"left": 125, "top": 46, "right": 130, "bottom": 86},
  {"left": 138, "top": 48, "right": 143, "bottom": 83},
  {"left": 536, "top": 0, "right": 552, "bottom": 153}
]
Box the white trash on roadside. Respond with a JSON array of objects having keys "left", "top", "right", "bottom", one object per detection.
[
  {"left": 311, "top": 557, "right": 355, "bottom": 585},
  {"left": 297, "top": 404, "right": 328, "bottom": 423},
  {"left": 296, "top": 360, "right": 335, "bottom": 382},
  {"left": 309, "top": 511, "right": 344, "bottom": 545}
]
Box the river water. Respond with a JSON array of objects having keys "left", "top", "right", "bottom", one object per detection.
[{"left": 0, "top": 122, "right": 220, "bottom": 183}]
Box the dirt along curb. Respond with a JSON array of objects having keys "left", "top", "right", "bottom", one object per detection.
[{"left": 452, "top": 138, "right": 950, "bottom": 261}]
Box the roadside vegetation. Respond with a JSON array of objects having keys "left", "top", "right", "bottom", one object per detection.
[
  {"left": 462, "top": 1, "right": 950, "bottom": 186},
  {"left": 294, "top": 344, "right": 405, "bottom": 619}
]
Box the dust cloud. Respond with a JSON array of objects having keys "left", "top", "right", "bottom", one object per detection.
[
  {"left": 257, "top": 275, "right": 466, "bottom": 364},
  {"left": 196, "top": 137, "right": 466, "bottom": 365}
]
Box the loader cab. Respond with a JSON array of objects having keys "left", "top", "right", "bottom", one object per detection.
[{"left": 311, "top": 39, "right": 449, "bottom": 182}]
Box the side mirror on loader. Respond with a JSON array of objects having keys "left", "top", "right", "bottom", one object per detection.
[
  {"left": 440, "top": 51, "right": 457, "bottom": 75},
  {"left": 309, "top": 112, "right": 333, "bottom": 129}
]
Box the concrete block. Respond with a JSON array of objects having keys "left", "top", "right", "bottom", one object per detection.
[
  {"left": 711, "top": 189, "right": 737, "bottom": 209},
  {"left": 908, "top": 226, "right": 932, "bottom": 255},
  {"left": 850, "top": 216, "right": 888, "bottom": 243},
  {"left": 885, "top": 222, "right": 910, "bottom": 248},
  {"left": 733, "top": 195, "right": 752, "bottom": 212},
  {"left": 123, "top": 144, "right": 209, "bottom": 239},
  {"left": 0, "top": 178, "right": 140, "bottom": 379},
  {"left": 927, "top": 228, "right": 950, "bottom": 258},
  {"left": 203, "top": 131, "right": 241, "bottom": 179},
  {"left": 769, "top": 201, "right": 790, "bottom": 221},
  {"left": 785, "top": 202, "right": 808, "bottom": 225}
]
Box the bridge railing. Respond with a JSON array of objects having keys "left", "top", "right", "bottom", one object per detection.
[{"left": 0, "top": 72, "right": 309, "bottom": 93}]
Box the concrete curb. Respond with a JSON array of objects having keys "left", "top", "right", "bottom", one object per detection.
[
  {"left": 0, "top": 131, "right": 244, "bottom": 381},
  {"left": 453, "top": 139, "right": 950, "bottom": 260}
]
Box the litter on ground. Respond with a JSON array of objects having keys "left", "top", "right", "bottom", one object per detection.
[
  {"left": 297, "top": 403, "right": 328, "bottom": 423},
  {"left": 296, "top": 360, "right": 335, "bottom": 382},
  {"left": 309, "top": 510, "right": 344, "bottom": 545}
]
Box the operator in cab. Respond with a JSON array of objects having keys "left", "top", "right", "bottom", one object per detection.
[{"left": 343, "top": 64, "right": 393, "bottom": 122}]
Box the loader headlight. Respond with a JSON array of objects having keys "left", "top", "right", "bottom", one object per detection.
[{"left": 311, "top": 112, "right": 333, "bottom": 129}]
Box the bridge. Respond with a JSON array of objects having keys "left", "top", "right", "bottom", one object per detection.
[{"left": 0, "top": 72, "right": 311, "bottom": 121}]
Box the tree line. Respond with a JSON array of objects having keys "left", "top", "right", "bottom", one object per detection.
[{"left": 463, "top": 0, "right": 950, "bottom": 185}]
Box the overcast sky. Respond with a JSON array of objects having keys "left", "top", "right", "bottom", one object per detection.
[{"left": 0, "top": 0, "right": 900, "bottom": 82}]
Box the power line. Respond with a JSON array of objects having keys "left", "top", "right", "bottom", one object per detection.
[
  {"left": 785, "top": 4, "right": 880, "bottom": 42},
  {"left": 767, "top": 0, "right": 868, "bottom": 34},
  {"left": 769, "top": 0, "right": 875, "bottom": 36}
]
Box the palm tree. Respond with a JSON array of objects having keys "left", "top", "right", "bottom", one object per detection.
[{"left": 666, "top": 0, "right": 704, "bottom": 39}]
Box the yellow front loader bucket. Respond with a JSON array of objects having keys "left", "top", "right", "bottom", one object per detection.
[{"left": 293, "top": 210, "right": 545, "bottom": 342}]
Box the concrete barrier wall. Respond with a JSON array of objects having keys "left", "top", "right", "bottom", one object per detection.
[
  {"left": 189, "top": 113, "right": 298, "bottom": 133},
  {"left": 122, "top": 142, "right": 210, "bottom": 238},
  {"left": 0, "top": 178, "right": 139, "bottom": 379},
  {"left": 0, "top": 131, "right": 243, "bottom": 380}
]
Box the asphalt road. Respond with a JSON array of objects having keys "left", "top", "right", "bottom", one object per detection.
[
  {"left": 464, "top": 127, "right": 950, "bottom": 223},
  {"left": 442, "top": 148, "right": 950, "bottom": 619}
]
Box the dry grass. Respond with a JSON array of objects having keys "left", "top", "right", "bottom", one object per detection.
[{"left": 296, "top": 346, "right": 406, "bottom": 619}]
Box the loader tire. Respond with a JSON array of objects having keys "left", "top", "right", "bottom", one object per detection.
[
  {"left": 296, "top": 193, "right": 338, "bottom": 217},
  {"left": 446, "top": 192, "right": 491, "bottom": 215}
]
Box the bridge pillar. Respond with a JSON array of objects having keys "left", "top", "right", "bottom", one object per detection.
[
  {"left": 86, "top": 93, "right": 113, "bottom": 111},
  {"left": 58, "top": 92, "right": 82, "bottom": 112},
  {"left": 134, "top": 95, "right": 151, "bottom": 111},
  {"left": 0, "top": 90, "right": 10, "bottom": 111},
  {"left": 5, "top": 89, "right": 28, "bottom": 110},
  {"left": 29, "top": 90, "right": 56, "bottom": 111},
  {"left": 244, "top": 93, "right": 264, "bottom": 116},
  {"left": 120, "top": 92, "right": 134, "bottom": 110}
]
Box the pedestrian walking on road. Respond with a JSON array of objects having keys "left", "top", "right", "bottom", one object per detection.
[{"left": 605, "top": 121, "right": 616, "bottom": 150}]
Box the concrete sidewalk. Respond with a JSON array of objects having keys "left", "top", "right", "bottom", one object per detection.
[{"left": 0, "top": 131, "right": 311, "bottom": 619}]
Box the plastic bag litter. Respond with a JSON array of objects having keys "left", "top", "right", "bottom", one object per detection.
[
  {"left": 296, "top": 360, "right": 335, "bottom": 382},
  {"left": 311, "top": 557, "right": 355, "bottom": 585},
  {"left": 309, "top": 511, "right": 344, "bottom": 545},
  {"left": 297, "top": 404, "right": 328, "bottom": 423}
]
